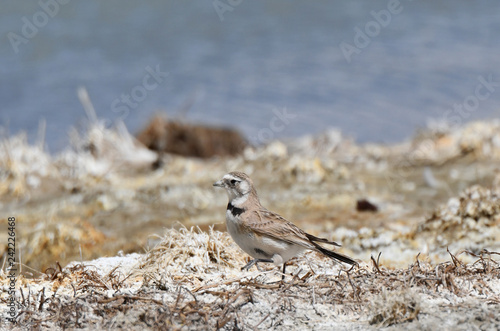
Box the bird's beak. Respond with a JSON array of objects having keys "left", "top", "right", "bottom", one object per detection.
[{"left": 213, "top": 179, "right": 224, "bottom": 187}]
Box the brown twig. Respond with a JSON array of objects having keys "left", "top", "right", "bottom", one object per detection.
[
  {"left": 371, "top": 252, "right": 385, "bottom": 275},
  {"left": 38, "top": 287, "right": 46, "bottom": 312}
]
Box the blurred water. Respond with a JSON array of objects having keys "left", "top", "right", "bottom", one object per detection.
[{"left": 1, "top": 0, "right": 500, "bottom": 152}]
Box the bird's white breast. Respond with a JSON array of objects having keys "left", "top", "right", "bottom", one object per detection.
[{"left": 225, "top": 210, "right": 258, "bottom": 256}]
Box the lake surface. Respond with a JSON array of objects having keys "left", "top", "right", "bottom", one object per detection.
[{"left": 1, "top": 1, "right": 500, "bottom": 152}]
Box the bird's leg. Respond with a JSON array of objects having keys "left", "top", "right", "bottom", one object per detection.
[
  {"left": 241, "top": 258, "right": 273, "bottom": 271},
  {"left": 281, "top": 263, "right": 287, "bottom": 281}
]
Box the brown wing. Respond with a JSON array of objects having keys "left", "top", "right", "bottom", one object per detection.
[
  {"left": 243, "top": 208, "right": 315, "bottom": 249},
  {"left": 246, "top": 208, "right": 341, "bottom": 246},
  {"left": 244, "top": 208, "right": 357, "bottom": 266}
]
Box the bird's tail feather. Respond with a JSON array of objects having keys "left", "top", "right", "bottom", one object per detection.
[
  {"left": 305, "top": 233, "right": 341, "bottom": 247},
  {"left": 313, "top": 244, "right": 357, "bottom": 266}
]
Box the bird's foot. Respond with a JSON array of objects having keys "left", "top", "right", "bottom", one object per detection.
[{"left": 241, "top": 258, "right": 273, "bottom": 271}]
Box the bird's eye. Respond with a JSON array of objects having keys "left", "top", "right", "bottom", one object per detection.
[{"left": 230, "top": 179, "right": 237, "bottom": 185}]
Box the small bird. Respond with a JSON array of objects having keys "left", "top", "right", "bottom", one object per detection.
[{"left": 213, "top": 171, "right": 357, "bottom": 278}]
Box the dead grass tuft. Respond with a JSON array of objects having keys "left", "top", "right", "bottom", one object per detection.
[{"left": 138, "top": 226, "right": 245, "bottom": 289}]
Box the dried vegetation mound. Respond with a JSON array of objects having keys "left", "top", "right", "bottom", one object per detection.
[
  {"left": 411, "top": 120, "right": 500, "bottom": 163},
  {"left": 416, "top": 185, "right": 500, "bottom": 250},
  {"left": 138, "top": 227, "right": 246, "bottom": 288}
]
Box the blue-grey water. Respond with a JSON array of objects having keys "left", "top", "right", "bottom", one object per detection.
[{"left": 1, "top": 1, "right": 500, "bottom": 152}]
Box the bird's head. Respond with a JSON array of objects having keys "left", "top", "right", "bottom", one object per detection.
[{"left": 213, "top": 171, "right": 254, "bottom": 204}]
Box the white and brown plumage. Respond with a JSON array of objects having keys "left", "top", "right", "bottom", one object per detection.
[{"left": 213, "top": 171, "right": 357, "bottom": 278}]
